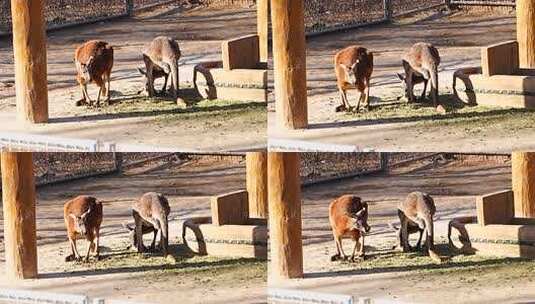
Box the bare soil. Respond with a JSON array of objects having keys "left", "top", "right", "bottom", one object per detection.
[
  {"left": 269, "top": 156, "right": 535, "bottom": 304},
  {"left": 268, "top": 7, "right": 535, "bottom": 153},
  {"left": 0, "top": 156, "right": 266, "bottom": 304},
  {"left": 0, "top": 4, "right": 266, "bottom": 151}
]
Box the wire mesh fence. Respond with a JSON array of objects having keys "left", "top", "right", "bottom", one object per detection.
[
  {"left": 303, "top": 0, "right": 385, "bottom": 34},
  {"left": 391, "top": 0, "right": 445, "bottom": 15},
  {"left": 0, "top": 0, "right": 128, "bottom": 35},
  {"left": 449, "top": 0, "right": 516, "bottom": 6},
  {"left": 300, "top": 152, "right": 384, "bottom": 184}
]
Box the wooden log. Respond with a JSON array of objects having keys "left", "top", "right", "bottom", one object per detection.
[
  {"left": 1, "top": 152, "right": 38, "bottom": 279},
  {"left": 517, "top": 0, "right": 535, "bottom": 68},
  {"left": 512, "top": 152, "right": 535, "bottom": 218},
  {"left": 11, "top": 0, "right": 48, "bottom": 123},
  {"left": 257, "top": 0, "right": 269, "bottom": 63},
  {"left": 271, "top": 0, "right": 308, "bottom": 129},
  {"left": 246, "top": 152, "right": 268, "bottom": 219},
  {"left": 268, "top": 152, "right": 303, "bottom": 279}
]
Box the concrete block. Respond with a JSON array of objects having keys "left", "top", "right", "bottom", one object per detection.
[
  {"left": 481, "top": 40, "right": 519, "bottom": 77},
  {"left": 194, "top": 63, "right": 268, "bottom": 102},
  {"left": 476, "top": 190, "right": 514, "bottom": 225},
  {"left": 182, "top": 217, "right": 268, "bottom": 259},
  {"left": 222, "top": 34, "right": 260, "bottom": 70},
  {"left": 211, "top": 190, "right": 249, "bottom": 226}
]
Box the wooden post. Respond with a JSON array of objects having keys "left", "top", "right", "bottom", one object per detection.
[
  {"left": 512, "top": 152, "right": 535, "bottom": 218},
  {"left": 271, "top": 0, "right": 308, "bottom": 129},
  {"left": 11, "top": 0, "right": 48, "bottom": 123},
  {"left": 268, "top": 152, "right": 303, "bottom": 279},
  {"left": 257, "top": 0, "right": 269, "bottom": 63},
  {"left": 114, "top": 152, "right": 123, "bottom": 173},
  {"left": 1, "top": 152, "right": 38, "bottom": 279},
  {"left": 380, "top": 152, "right": 389, "bottom": 172},
  {"left": 246, "top": 152, "right": 268, "bottom": 219},
  {"left": 126, "top": 0, "right": 134, "bottom": 16},
  {"left": 517, "top": 0, "right": 535, "bottom": 68}
]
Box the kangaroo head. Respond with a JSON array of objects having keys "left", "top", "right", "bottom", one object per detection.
[
  {"left": 340, "top": 60, "right": 359, "bottom": 86},
  {"left": 70, "top": 204, "right": 92, "bottom": 236},
  {"left": 352, "top": 202, "right": 371, "bottom": 234},
  {"left": 76, "top": 56, "right": 94, "bottom": 83}
]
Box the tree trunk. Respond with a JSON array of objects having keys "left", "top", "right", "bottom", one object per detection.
[
  {"left": 257, "top": 0, "right": 269, "bottom": 63},
  {"left": 271, "top": 0, "right": 308, "bottom": 129},
  {"left": 246, "top": 152, "right": 268, "bottom": 219},
  {"left": 517, "top": 0, "right": 535, "bottom": 68},
  {"left": 268, "top": 152, "right": 303, "bottom": 280},
  {"left": 1, "top": 152, "right": 38, "bottom": 279},
  {"left": 512, "top": 152, "right": 535, "bottom": 218},
  {"left": 11, "top": 0, "right": 48, "bottom": 123}
]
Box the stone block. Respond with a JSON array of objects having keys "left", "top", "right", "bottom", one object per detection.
[
  {"left": 476, "top": 190, "right": 514, "bottom": 225},
  {"left": 211, "top": 190, "right": 249, "bottom": 226},
  {"left": 222, "top": 34, "right": 260, "bottom": 70},
  {"left": 481, "top": 41, "right": 519, "bottom": 77}
]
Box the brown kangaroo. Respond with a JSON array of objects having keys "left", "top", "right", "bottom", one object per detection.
[
  {"left": 329, "top": 195, "right": 371, "bottom": 262},
  {"left": 74, "top": 40, "right": 114, "bottom": 107},
  {"left": 63, "top": 196, "right": 103, "bottom": 262},
  {"left": 397, "top": 192, "right": 442, "bottom": 263},
  {"left": 400, "top": 42, "right": 440, "bottom": 106},
  {"left": 141, "top": 36, "right": 181, "bottom": 100},
  {"left": 334, "top": 46, "right": 374, "bottom": 113}
]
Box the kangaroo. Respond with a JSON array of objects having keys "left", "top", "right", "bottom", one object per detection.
[
  {"left": 396, "top": 73, "right": 428, "bottom": 102},
  {"left": 123, "top": 222, "right": 158, "bottom": 251},
  {"left": 63, "top": 196, "right": 103, "bottom": 262},
  {"left": 131, "top": 192, "right": 171, "bottom": 256},
  {"left": 334, "top": 46, "right": 374, "bottom": 113},
  {"left": 141, "top": 36, "right": 181, "bottom": 100},
  {"left": 74, "top": 40, "right": 114, "bottom": 107},
  {"left": 400, "top": 43, "right": 440, "bottom": 107},
  {"left": 137, "top": 66, "right": 169, "bottom": 96},
  {"left": 329, "top": 195, "right": 371, "bottom": 262},
  {"left": 388, "top": 218, "right": 424, "bottom": 251},
  {"left": 397, "top": 192, "right": 442, "bottom": 263}
]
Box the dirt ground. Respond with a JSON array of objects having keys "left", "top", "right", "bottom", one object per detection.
[
  {"left": 0, "top": 156, "right": 266, "bottom": 304},
  {"left": 268, "top": 7, "right": 535, "bottom": 153},
  {"left": 0, "top": 4, "right": 266, "bottom": 151},
  {"left": 269, "top": 156, "right": 535, "bottom": 304}
]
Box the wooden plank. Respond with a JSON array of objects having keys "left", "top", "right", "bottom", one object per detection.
[
  {"left": 222, "top": 34, "right": 260, "bottom": 70},
  {"left": 481, "top": 41, "right": 519, "bottom": 76},
  {"left": 476, "top": 190, "right": 514, "bottom": 225}
]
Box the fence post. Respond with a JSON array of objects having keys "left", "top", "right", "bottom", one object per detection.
[
  {"left": 114, "top": 152, "right": 123, "bottom": 173},
  {"left": 445, "top": 0, "right": 452, "bottom": 9},
  {"left": 383, "top": 0, "right": 392, "bottom": 21},
  {"left": 380, "top": 152, "right": 389, "bottom": 172},
  {"left": 126, "top": 0, "right": 134, "bottom": 16}
]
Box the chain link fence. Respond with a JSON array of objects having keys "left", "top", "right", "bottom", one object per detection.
[
  {"left": 300, "top": 153, "right": 384, "bottom": 184},
  {"left": 449, "top": 0, "right": 515, "bottom": 6},
  {"left": 304, "top": 0, "right": 448, "bottom": 35},
  {"left": 0, "top": 0, "right": 254, "bottom": 36}
]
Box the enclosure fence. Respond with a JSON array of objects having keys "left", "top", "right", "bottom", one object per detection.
[
  {"left": 304, "top": 0, "right": 445, "bottom": 35},
  {"left": 0, "top": 0, "right": 255, "bottom": 36},
  {"left": 448, "top": 0, "right": 516, "bottom": 6}
]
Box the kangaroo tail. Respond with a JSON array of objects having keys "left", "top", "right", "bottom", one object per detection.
[{"left": 170, "top": 61, "right": 179, "bottom": 99}]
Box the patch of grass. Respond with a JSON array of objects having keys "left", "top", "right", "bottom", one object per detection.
[
  {"left": 58, "top": 243, "right": 266, "bottom": 285},
  {"left": 327, "top": 243, "right": 535, "bottom": 284},
  {"left": 342, "top": 91, "right": 535, "bottom": 135}
]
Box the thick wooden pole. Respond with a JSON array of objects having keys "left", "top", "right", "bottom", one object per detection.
[
  {"left": 1, "top": 152, "right": 38, "bottom": 279},
  {"left": 11, "top": 0, "right": 48, "bottom": 123},
  {"left": 257, "top": 0, "right": 269, "bottom": 63},
  {"left": 268, "top": 152, "right": 303, "bottom": 279},
  {"left": 246, "top": 152, "right": 268, "bottom": 219},
  {"left": 271, "top": 0, "right": 308, "bottom": 129},
  {"left": 512, "top": 152, "right": 535, "bottom": 218},
  {"left": 517, "top": 0, "right": 535, "bottom": 68}
]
